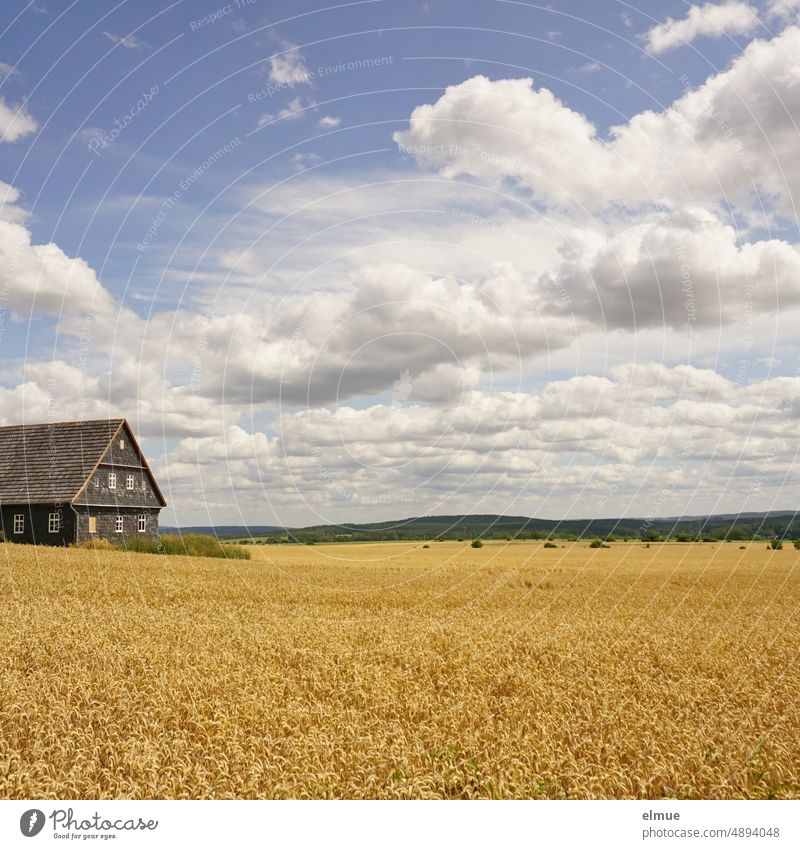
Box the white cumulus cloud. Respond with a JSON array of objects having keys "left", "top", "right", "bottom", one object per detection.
[
  {"left": 0, "top": 96, "right": 37, "bottom": 143},
  {"left": 644, "top": 2, "right": 760, "bottom": 54},
  {"left": 267, "top": 44, "right": 312, "bottom": 85}
]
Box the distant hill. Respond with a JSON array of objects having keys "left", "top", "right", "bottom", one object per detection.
[{"left": 165, "top": 510, "right": 800, "bottom": 543}]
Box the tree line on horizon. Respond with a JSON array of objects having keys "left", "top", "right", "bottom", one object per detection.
[{"left": 225, "top": 513, "right": 800, "bottom": 546}]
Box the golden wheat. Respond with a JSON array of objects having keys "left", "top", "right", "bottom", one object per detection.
[{"left": 1, "top": 540, "right": 798, "bottom": 799}]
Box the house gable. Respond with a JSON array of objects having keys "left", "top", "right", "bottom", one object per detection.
[{"left": 72, "top": 420, "right": 167, "bottom": 509}]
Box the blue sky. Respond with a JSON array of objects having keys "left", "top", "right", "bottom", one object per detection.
[{"left": 2, "top": 0, "right": 800, "bottom": 526}]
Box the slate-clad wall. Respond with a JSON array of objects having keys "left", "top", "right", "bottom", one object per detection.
[
  {"left": 101, "top": 431, "right": 148, "bottom": 468},
  {"left": 73, "top": 507, "right": 161, "bottom": 544},
  {"left": 74, "top": 466, "right": 162, "bottom": 509},
  {"left": 0, "top": 503, "right": 76, "bottom": 546},
  {"left": 72, "top": 426, "right": 162, "bottom": 511}
]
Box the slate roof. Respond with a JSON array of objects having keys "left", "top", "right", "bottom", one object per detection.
[{"left": 0, "top": 419, "right": 124, "bottom": 504}]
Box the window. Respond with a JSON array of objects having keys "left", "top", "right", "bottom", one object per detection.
[
  {"left": 126, "top": 474, "right": 135, "bottom": 490},
  {"left": 138, "top": 515, "right": 147, "bottom": 533},
  {"left": 108, "top": 472, "right": 116, "bottom": 490},
  {"left": 48, "top": 513, "right": 61, "bottom": 533},
  {"left": 88, "top": 516, "right": 97, "bottom": 534},
  {"left": 93, "top": 476, "right": 99, "bottom": 488},
  {"left": 13, "top": 514, "right": 24, "bottom": 534},
  {"left": 115, "top": 515, "right": 123, "bottom": 533},
  {"left": 119, "top": 439, "right": 125, "bottom": 450}
]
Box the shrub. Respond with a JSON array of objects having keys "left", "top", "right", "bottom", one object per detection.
[
  {"left": 123, "top": 534, "right": 251, "bottom": 559},
  {"left": 471, "top": 539, "right": 483, "bottom": 548},
  {"left": 769, "top": 539, "right": 783, "bottom": 551},
  {"left": 422, "top": 544, "right": 430, "bottom": 549},
  {"left": 589, "top": 539, "right": 609, "bottom": 549},
  {"left": 795, "top": 540, "right": 800, "bottom": 550},
  {"left": 543, "top": 542, "right": 558, "bottom": 549}
]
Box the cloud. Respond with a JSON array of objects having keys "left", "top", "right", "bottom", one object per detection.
[
  {"left": 0, "top": 96, "right": 37, "bottom": 143},
  {"left": 256, "top": 97, "right": 317, "bottom": 127},
  {"left": 178, "top": 261, "right": 576, "bottom": 407},
  {"left": 277, "top": 96, "right": 315, "bottom": 120},
  {"left": 614, "top": 24, "right": 800, "bottom": 214},
  {"left": 153, "top": 364, "right": 800, "bottom": 524},
  {"left": 767, "top": 0, "right": 800, "bottom": 19},
  {"left": 318, "top": 115, "right": 341, "bottom": 128},
  {"left": 102, "top": 31, "right": 148, "bottom": 50},
  {"left": 0, "top": 181, "right": 27, "bottom": 224},
  {"left": 267, "top": 44, "right": 311, "bottom": 86},
  {"left": 0, "top": 359, "right": 228, "bottom": 441},
  {"left": 394, "top": 26, "right": 800, "bottom": 216},
  {"left": 0, "top": 183, "right": 116, "bottom": 318},
  {"left": 549, "top": 207, "right": 800, "bottom": 329},
  {"left": 0, "top": 209, "right": 117, "bottom": 317},
  {"left": 290, "top": 152, "right": 322, "bottom": 170},
  {"left": 394, "top": 75, "right": 613, "bottom": 209},
  {"left": 644, "top": 2, "right": 759, "bottom": 54}
]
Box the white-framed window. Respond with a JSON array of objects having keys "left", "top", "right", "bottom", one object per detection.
[
  {"left": 88, "top": 516, "right": 97, "bottom": 534},
  {"left": 119, "top": 438, "right": 125, "bottom": 450},
  {"left": 138, "top": 515, "right": 147, "bottom": 533},
  {"left": 115, "top": 515, "right": 123, "bottom": 533},
  {"left": 48, "top": 513, "right": 61, "bottom": 533},
  {"left": 108, "top": 472, "right": 116, "bottom": 490},
  {"left": 13, "top": 514, "right": 24, "bottom": 534},
  {"left": 126, "top": 474, "right": 135, "bottom": 490},
  {"left": 93, "top": 476, "right": 99, "bottom": 488}
]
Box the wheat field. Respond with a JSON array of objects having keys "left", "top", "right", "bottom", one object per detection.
[{"left": 1, "top": 539, "right": 798, "bottom": 799}]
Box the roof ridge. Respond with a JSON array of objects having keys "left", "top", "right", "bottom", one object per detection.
[{"left": 0, "top": 418, "right": 125, "bottom": 430}]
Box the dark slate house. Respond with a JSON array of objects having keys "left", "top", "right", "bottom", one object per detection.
[{"left": 0, "top": 418, "right": 166, "bottom": 546}]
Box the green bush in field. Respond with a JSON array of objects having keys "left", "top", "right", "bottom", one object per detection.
[
  {"left": 122, "top": 533, "right": 251, "bottom": 559},
  {"left": 471, "top": 539, "right": 483, "bottom": 548}
]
